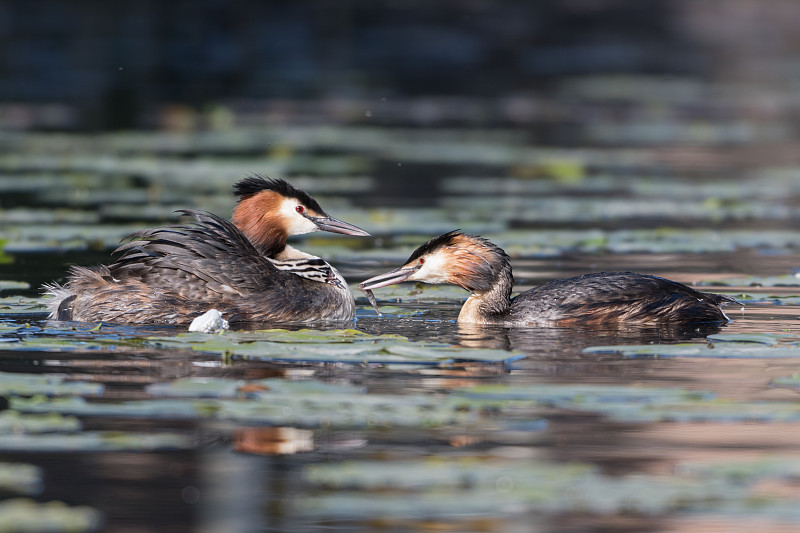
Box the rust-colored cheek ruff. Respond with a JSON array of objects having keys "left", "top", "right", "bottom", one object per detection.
[
  {"left": 231, "top": 191, "right": 287, "bottom": 256},
  {"left": 446, "top": 238, "right": 504, "bottom": 293}
]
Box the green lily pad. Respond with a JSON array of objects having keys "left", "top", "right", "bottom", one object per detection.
[
  {"left": 678, "top": 457, "right": 800, "bottom": 482},
  {"left": 0, "top": 411, "right": 82, "bottom": 433},
  {"left": 584, "top": 342, "right": 800, "bottom": 359},
  {"left": 706, "top": 333, "right": 799, "bottom": 345},
  {"left": 771, "top": 374, "right": 800, "bottom": 388},
  {"left": 9, "top": 396, "right": 215, "bottom": 419},
  {"left": 144, "top": 329, "right": 521, "bottom": 365},
  {"left": 0, "top": 371, "right": 103, "bottom": 396},
  {"left": 0, "top": 431, "right": 189, "bottom": 452},
  {"left": 0, "top": 498, "right": 101, "bottom": 533},
  {"left": 146, "top": 377, "right": 361, "bottom": 399},
  {"left": 298, "top": 457, "right": 744, "bottom": 518},
  {"left": 12, "top": 379, "right": 472, "bottom": 429},
  {"left": 699, "top": 275, "right": 800, "bottom": 287},
  {"left": 0, "top": 463, "right": 43, "bottom": 495},
  {"left": 453, "top": 383, "right": 800, "bottom": 423},
  {"left": 145, "top": 378, "right": 241, "bottom": 398},
  {"left": 0, "top": 280, "right": 30, "bottom": 292},
  {"left": 0, "top": 296, "right": 48, "bottom": 315}
]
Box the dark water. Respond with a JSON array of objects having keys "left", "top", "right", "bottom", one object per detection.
[{"left": 3, "top": 246, "right": 800, "bottom": 532}]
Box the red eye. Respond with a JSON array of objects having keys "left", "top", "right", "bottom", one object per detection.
[
  {"left": 295, "top": 205, "right": 305, "bottom": 214},
  {"left": 419, "top": 258, "right": 425, "bottom": 265}
]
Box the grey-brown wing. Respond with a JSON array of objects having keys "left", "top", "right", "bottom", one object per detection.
[
  {"left": 510, "top": 271, "right": 734, "bottom": 324},
  {"left": 109, "top": 209, "right": 294, "bottom": 300}
]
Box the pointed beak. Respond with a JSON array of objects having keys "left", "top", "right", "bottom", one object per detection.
[
  {"left": 359, "top": 265, "right": 419, "bottom": 290},
  {"left": 310, "top": 215, "right": 371, "bottom": 237}
]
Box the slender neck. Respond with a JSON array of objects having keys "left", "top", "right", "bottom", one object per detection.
[
  {"left": 231, "top": 195, "right": 288, "bottom": 257},
  {"left": 457, "top": 261, "right": 514, "bottom": 324}
]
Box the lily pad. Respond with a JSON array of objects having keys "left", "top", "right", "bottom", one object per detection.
[
  {"left": 0, "top": 371, "right": 103, "bottom": 396},
  {"left": 0, "top": 296, "right": 48, "bottom": 315},
  {"left": 0, "top": 411, "right": 82, "bottom": 433},
  {"left": 12, "top": 379, "right": 474, "bottom": 429},
  {"left": 699, "top": 275, "right": 800, "bottom": 287},
  {"left": 771, "top": 374, "right": 800, "bottom": 388},
  {"left": 0, "top": 280, "right": 30, "bottom": 292},
  {"left": 583, "top": 342, "right": 800, "bottom": 359},
  {"left": 9, "top": 396, "right": 215, "bottom": 420},
  {"left": 0, "top": 431, "right": 189, "bottom": 452},
  {"left": 0, "top": 463, "right": 43, "bottom": 495},
  {"left": 705, "top": 333, "right": 799, "bottom": 345},
  {"left": 299, "top": 457, "right": 743, "bottom": 518},
  {"left": 453, "top": 383, "right": 800, "bottom": 423},
  {"left": 0, "top": 498, "right": 101, "bottom": 533},
  {"left": 144, "top": 329, "right": 522, "bottom": 365}
]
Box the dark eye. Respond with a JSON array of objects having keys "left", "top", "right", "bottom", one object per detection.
[
  {"left": 295, "top": 205, "right": 305, "bottom": 214},
  {"left": 419, "top": 258, "right": 425, "bottom": 265}
]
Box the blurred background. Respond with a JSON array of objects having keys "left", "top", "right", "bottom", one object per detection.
[
  {"left": 2, "top": 0, "right": 799, "bottom": 131},
  {"left": 6, "top": 3, "right": 800, "bottom": 533}
]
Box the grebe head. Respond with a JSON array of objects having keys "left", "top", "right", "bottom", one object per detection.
[
  {"left": 359, "top": 231, "right": 507, "bottom": 293},
  {"left": 232, "top": 175, "right": 369, "bottom": 254}
]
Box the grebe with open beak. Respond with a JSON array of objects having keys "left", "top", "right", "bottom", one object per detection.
[{"left": 360, "top": 231, "right": 737, "bottom": 326}]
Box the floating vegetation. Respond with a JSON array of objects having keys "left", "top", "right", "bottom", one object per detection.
[
  {"left": 453, "top": 383, "right": 800, "bottom": 423},
  {"left": 0, "top": 280, "right": 29, "bottom": 292},
  {"left": 143, "top": 328, "right": 521, "bottom": 365},
  {"left": 0, "top": 321, "right": 521, "bottom": 364},
  {"left": 0, "top": 411, "right": 82, "bottom": 434},
  {"left": 770, "top": 374, "right": 800, "bottom": 389},
  {"left": 0, "top": 296, "right": 48, "bottom": 315},
  {"left": 699, "top": 275, "right": 800, "bottom": 287},
  {"left": 0, "top": 371, "right": 103, "bottom": 397},
  {"left": 0, "top": 498, "right": 101, "bottom": 532},
  {"left": 11, "top": 378, "right": 484, "bottom": 429},
  {"left": 299, "top": 457, "right": 744, "bottom": 519},
  {"left": 0, "top": 463, "right": 43, "bottom": 496},
  {"left": 0, "top": 431, "right": 189, "bottom": 452},
  {"left": 583, "top": 341, "right": 800, "bottom": 359}
]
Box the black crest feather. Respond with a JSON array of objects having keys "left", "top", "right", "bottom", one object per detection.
[
  {"left": 233, "top": 175, "right": 326, "bottom": 214},
  {"left": 407, "top": 230, "right": 463, "bottom": 263}
]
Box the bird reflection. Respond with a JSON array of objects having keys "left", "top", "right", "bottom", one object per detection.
[{"left": 455, "top": 321, "right": 725, "bottom": 353}]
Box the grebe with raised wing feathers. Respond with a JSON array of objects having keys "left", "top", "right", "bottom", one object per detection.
[{"left": 45, "top": 176, "right": 370, "bottom": 325}]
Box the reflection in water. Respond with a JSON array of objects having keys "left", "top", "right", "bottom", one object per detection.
[
  {"left": 455, "top": 321, "right": 725, "bottom": 353},
  {"left": 233, "top": 427, "right": 314, "bottom": 455},
  {"left": 2, "top": 269, "right": 800, "bottom": 532}
]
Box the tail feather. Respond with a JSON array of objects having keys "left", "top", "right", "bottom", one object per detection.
[{"left": 42, "top": 282, "right": 76, "bottom": 320}]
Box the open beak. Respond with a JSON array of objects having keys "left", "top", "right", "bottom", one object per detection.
[
  {"left": 359, "top": 265, "right": 419, "bottom": 290},
  {"left": 310, "top": 215, "right": 371, "bottom": 237}
]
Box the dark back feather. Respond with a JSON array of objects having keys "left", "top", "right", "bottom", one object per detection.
[
  {"left": 510, "top": 271, "right": 732, "bottom": 324},
  {"left": 87, "top": 209, "right": 354, "bottom": 323}
]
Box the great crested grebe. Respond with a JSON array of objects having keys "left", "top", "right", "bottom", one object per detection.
[
  {"left": 45, "top": 176, "right": 370, "bottom": 325},
  {"left": 359, "top": 231, "right": 737, "bottom": 326}
]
